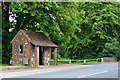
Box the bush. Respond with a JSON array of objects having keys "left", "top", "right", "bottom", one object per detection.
[{"left": 101, "top": 38, "right": 120, "bottom": 59}]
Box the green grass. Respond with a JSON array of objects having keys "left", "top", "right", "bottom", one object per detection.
[
  {"left": 0, "top": 53, "right": 2, "bottom": 64},
  {"left": 58, "top": 61, "right": 70, "bottom": 64},
  {"left": 50, "top": 58, "right": 71, "bottom": 64},
  {"left": 57, "top": 61, "right": 102, "bottom": 65},
  {"left": 71, "top": 61, "right": 102, "bottom": 65},
  {"left": 51, "top": 58, "right": 102, "bottom": 65},
  {"left": 0, "top": 64, "right": 28, "bottom": 70}
]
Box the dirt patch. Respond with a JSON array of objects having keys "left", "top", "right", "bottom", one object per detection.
[{"left": 0, "top": 65, "right": 28, "bottom": 70}]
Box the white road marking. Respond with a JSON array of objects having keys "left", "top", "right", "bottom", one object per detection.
[{"left": 78, "top": 71, "right": 108, "bottom": 78}]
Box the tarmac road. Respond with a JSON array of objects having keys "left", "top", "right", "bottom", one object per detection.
[{"left": 17, "top": 63, "right": 118, "bottom": 78}]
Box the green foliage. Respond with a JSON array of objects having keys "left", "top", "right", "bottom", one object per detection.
[
  {"left": 2, "top": 2, "right": 120, "bottom": 64},
  {"left": 100, "top": 38, "right": 120, "bottom": 59}
]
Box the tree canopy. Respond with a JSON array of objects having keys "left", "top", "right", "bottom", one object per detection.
[{"left": 2, "top": 2, "right": 120, "bottom": 64}]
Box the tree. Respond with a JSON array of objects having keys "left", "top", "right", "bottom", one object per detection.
[
  {"left": 100, "top": 38, "right": 120, "bottom": 59},
  {"left": 2, "top": 2, "right": 12, "bottom": 64},
  {"left": 2, "top": 2, "right": 120, "bottom": 64}
]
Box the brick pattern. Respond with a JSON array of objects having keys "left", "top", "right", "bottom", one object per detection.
[
  {"left": 12, "top": 32, "right": 35, "bottom": 67},
  {"left": 42, "top": 47, "right": 51, "bottom": 65},
  {"left": 12, "top": 32, "right": 53, "bottom": 67}
]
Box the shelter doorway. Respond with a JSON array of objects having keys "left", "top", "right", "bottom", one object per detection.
[{"left": 39, "top": 47, "right": 44, "bottom": 65}]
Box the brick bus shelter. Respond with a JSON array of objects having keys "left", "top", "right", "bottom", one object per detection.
[{"left": 11, "top": 30, "right": 58, "bottom": 67}]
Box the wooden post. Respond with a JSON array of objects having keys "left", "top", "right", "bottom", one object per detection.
[
  {"left": 54, "top": 48, "right": 58, "bottom": 65},
  {"left": 101, "top": 58, "right": 104, "bottom": 62},
  {"left": 34, "top": 46, "right": 39, "bottom": 67},
  {"left": 69, "top": 59, "right": 71, "bottom": 64},
  {"left": 84, "top": 60, "right": 86, "bottom": 63}
]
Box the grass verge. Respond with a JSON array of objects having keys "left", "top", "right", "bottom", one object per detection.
[
  {"left": 71, "top": 61, "right": 102, "bottom": 65},
  {"left": 51, "top": 60, "right": 102, "bottom": 65},
  {"left": 0, "top": 64, "right": 28, "bottom": 70}
]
